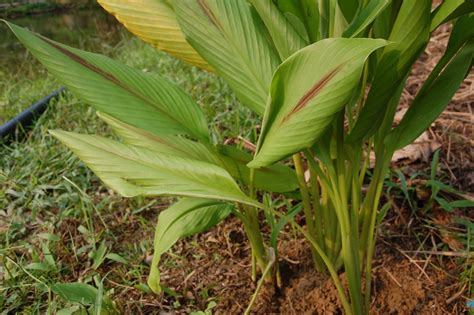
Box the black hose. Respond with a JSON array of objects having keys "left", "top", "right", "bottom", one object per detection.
[{"left": 0, "top": 87, "right": 65, "bottom": 139}]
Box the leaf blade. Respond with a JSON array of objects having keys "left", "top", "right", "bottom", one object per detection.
[
  {"left": 6, "top": 21, "right": 210, "bottom": 142},
  {"left": 430, "top": 0, "right": 474, "bottom": 31},
  {"left": 172, "top": 0, "right": 281, "bottom": 115},
  {"left": 249, "top": 38, "right": 387, "bottom": 168},
  {"left": 342, "top": 0, "right": 392, "bottom": 38},
  {"left": 148, "top": 198, "right": 232, "bottom": 293},
  {"left": 385, "top": 40, "right": 473, "bottom": 150},
  {"left": 249, "top": 0, "right": 307, "bottom": 60},
  {"left": 49, "top": 130, "right": 260, "bottom": 207},
  {"left": 98, "top": 0, "right": 212, "bottom": 70},
  {"left": 347, "top": 0, "right": 432, "bottom": 143},
  {"left": 99, "top": 112, "right": 298, "bottom": 193},
  {"left": 217, "top": 145, "right": 299, "bottom": 193}
]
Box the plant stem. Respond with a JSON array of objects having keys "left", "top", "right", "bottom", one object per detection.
[
  {"left": 293, "top": 153, "right": 323, "bottom": 270},
  {"left": 242, "top": 167, "right": 269, "bottom": 281},
  {"left": 359, "top": 148, "right": 388, "bottom": 252},
  {"left": 334, "top": 157, "right": 363, "bottom": 314},
  {"left": 362, "top": 151, "right": 392, "bottom": 312},
  {"left": 309, "top": 164, "right": 327, "bottom": 258},
  {"left": 251, "top": 250, "right": 257, "bottom": 282},
  {"left": 268, "top": 207, "right": 352, "bottom": 315},
  {"left": 241, "top": 209, "right": 268, "bottom": 276},
  {"left": 306, "top": 150, "right": 341, "bottom": 265}
]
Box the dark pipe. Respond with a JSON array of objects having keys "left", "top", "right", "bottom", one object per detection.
[{"left": 0, "top": 87, "right": 65, "bottom": 139}]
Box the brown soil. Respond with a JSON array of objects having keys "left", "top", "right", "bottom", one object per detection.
[
  {"left": 276, "top": 243, "right": 462, "bottom": 315},
  {"left": 141, "top": 214, "right": 467, "bottom": 315}
]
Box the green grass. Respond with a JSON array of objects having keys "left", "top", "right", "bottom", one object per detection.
[
  {"left": 0, "top": 35, "right": 257, "bottom": 313},
  {"left": 0, "top": 58, "right": 57, "bottom": 125}
]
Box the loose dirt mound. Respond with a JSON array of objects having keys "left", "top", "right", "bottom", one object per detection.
[
  {"left": 149, "top": 216, "right": 466, "bottom": 315},
  {"left": 275, "top": 245, "right": 459, "bottom": 315}
]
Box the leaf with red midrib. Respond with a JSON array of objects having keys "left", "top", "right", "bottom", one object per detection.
[
  {"left": 5, "top": 21, "right": 210, "bottom": 142},
  {"left": 249, "top": 38, "right": 387, "bottom": 168},
  {"left": 283, "top": 63, "right": 345, "bottom": 123}
]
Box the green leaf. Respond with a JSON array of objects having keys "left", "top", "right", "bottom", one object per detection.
[
  {"left": 51, "top": 283, "right": 98, "bottom": 305},
  {"left": 333, "top": 3, "right": 350, "bottom": 37},
  {"left": 49, "top": 130, "right": 260, "bottom": 208},
  {"left": 100, "top": 112, "right": 298, "bottom": 192},
  {"left": 431, "top": 0, "right": 474, "bottom": 31},
  {"left": 338, "top": 0, "right": 360, "bottom": 23},
  {"left": 274, "top": 0, "right": 320, "bottom": 43},
  {"left": 25, "top": 262, "right": 55, "bottom": 272},
  {"left": 5, "top": 21, "right": 209, "bottom": 142},
  {"left": 172, "top": 0, "right": 280, "bottom": 115},
  {"left": 94, "top": 277, "right": 105, "bottom": 315},
  {"left": 342, "top": 0, "right": 392, "bottom": 38},
  {"left": 371, "top": 1, "right": 399, "bottom": 40},
  {"left": 385, "top": 39, "right": 473, "bottom": 150},
  {"left": 249, "top": 38, "right": 387, "bottom": 168},
  {"left": 270, "top": 204, "right": 303, "bottom": 251},
  {"left": 97, "top": 0, "right": 211, "bottom": 70},
  {"left": 376, "top": 202, "right": 391, "bottom": 226},
  {"left": 347, "top": 0, "right": 431, "bottom": 143},
  {"left": 148, "top": 198, "right": 232, "bottom": 293},
  {"left": 105, "top": 253, "right": 128, "bottom": 264},
  {"left": 420, "top": 14, "right": 474, "bottom": 95},
  {"left": 56, "top": 306, "right": 81, "bottom": 315},
  {"left": 97, "top": 112, "right": 219, "bottom": 164},
  {"left": 430, "top": 149, "right": 441, "bottom": 181},
  {"left": 91, "top": 241, "right": 108, "bottom": 270},
  {"left": 249, "top": 0, "right": 307, "bottom": 60},
  {"left": 319, "top": 0, "right": 349, "bottom": 38},
  {"left": 442, "top": 199, "right": 474, "bottom": 211},
  {"left": 216, "top": 145, "right": 299, "bottom": 193},
  {"left": 42, "top": 243, "right": 57, "bottom": 271},
  {"left": 38, "top": 233, "right": 60, "bottom": 242}
]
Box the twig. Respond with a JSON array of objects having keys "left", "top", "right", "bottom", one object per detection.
[
  {"left": 383, "top": 267, "right": 402, "bottom": 288},
  {"left": 389, "top": 245, "right": 434, "bottom": 284},
  {"left": 446, "top": 284, "right": 467, "bottom": 304},
  {"left": 402, "top": 250, "right": 474, "bottom": 258}
]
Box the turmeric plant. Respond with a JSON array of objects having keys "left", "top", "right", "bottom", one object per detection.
[{"left": 5, "top": 0, "right": 473, "bottom": 313}]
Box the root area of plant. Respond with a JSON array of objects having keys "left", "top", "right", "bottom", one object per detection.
[{"left": 145, "top": 215, "right": 466, "bottom": 315}]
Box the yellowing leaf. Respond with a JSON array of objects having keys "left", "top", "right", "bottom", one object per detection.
[{"left": 98, "top": 0, "right": 212, "bottom": 70}]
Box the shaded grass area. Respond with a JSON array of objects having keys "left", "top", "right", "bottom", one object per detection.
[{"left": 0, "top": 36, "right": 257, "bottom": 313}]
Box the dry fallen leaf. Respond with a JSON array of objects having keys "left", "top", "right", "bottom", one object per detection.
[{"left": 391, "top": 132, "right": 441, "bottom": 163}]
